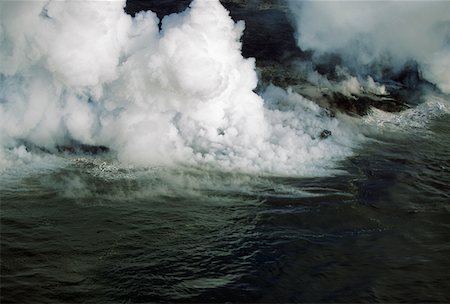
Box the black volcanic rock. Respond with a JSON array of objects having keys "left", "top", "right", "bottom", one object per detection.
[
  {"left": 124, "top": 0, "right": 424, "bottom": 116},
  {"left": 125, "top": 0, "right": 192, "bottom": 20},
  {"left": 57, "top": 143, "right": 110, "bottom": 155},
  {"left": 221, "top": 1, "right": 304, "bottom": 62},
  {"left": 125, "top": 0, "right": 302, "bottom": 62},
  {"left": 319, "top": 129, "right": 332, "bottom": 139}
]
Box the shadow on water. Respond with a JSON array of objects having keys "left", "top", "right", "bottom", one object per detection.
[{"left": 1, "top": 115, "right": 450, "bottom": 303}]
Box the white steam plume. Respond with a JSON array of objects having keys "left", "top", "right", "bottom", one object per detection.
[
  {"left": 288, "top": 0, "right": 450, "bottom": 93},
  {"left": 0, "top": 0, "right": 359, "bottom": 176}
]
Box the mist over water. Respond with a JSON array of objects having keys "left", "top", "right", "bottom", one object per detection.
[
  {"left": 288, "top": 0, "right": 450, "bottom": 94},
  {"left": 1, "top": 0, "right": 450, "bottom": 303}
]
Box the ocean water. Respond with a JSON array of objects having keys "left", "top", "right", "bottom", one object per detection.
[{"left": 1, "top": 111, "right": 449, "bottom": 303}]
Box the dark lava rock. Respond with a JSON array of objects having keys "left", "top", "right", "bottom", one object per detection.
[
  {"left": 56, "top": 143, "right": 110, "bottom": 155},
  {"left": 124, "top": 0, "right": 427, "bottom": 116},
  {"left": 14, "top": 140, "right": 110, "bottom": 155},
  {"left": 328, "top": 92, "right": 408, "bottom": 116},
  {"left": 319, "top": 130, "right": 332, "bottom": 139},
  {"left": 125, "top": 0, "right": 192, "bottom": 20},
  {"left": 221, "top": 1, "right": 304, "bottom": 62},
  {"left": 125, "top": 0, "right": 302, "bottom": 62}
]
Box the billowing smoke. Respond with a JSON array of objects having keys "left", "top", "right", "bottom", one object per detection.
[
  {"left": 288, "top": 0, "right": 450, "bottom": 93},
  {"left": 0, "top": 0, "right": 359, "bottom": 176}
]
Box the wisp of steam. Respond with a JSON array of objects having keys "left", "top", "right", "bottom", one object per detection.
[{"left": 288, "top": 0, "right": 450, "bottom": 94}]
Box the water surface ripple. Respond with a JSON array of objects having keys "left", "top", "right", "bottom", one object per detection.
[{"left": 1, "top": 116, "right": 450, "bottom": 303}]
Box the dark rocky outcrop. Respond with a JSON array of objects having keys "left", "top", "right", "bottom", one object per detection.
[
  {"left": 56, "top": 143, "right": 110, "bottom": 155},
  {"left": 125, "top": 0, "right": 192, "bottom": 20},
  {"left": 17, "top": 140, "right": 110, "bottom": 155},
  {"left": 319, "top": 129, "right": 332, "bottom": 140},
  {"left": 124, "top": 0, "right": 430, "bottom": 116}
]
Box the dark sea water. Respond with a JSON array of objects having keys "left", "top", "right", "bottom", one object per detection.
[{"left": 1, "top": 113, "right": 449, "bottom": 303}]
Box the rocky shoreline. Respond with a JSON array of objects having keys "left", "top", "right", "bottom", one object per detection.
[{"left": 125, "top": 0, "right": 437, "bottom": 116}]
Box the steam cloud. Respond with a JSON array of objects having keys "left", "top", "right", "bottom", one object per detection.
[
  {"left": 0, "top": 0, "right": 358, "bottom": 176},
  {"left": 288, "top": 0, "right": 450, "bottom": 93}
]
